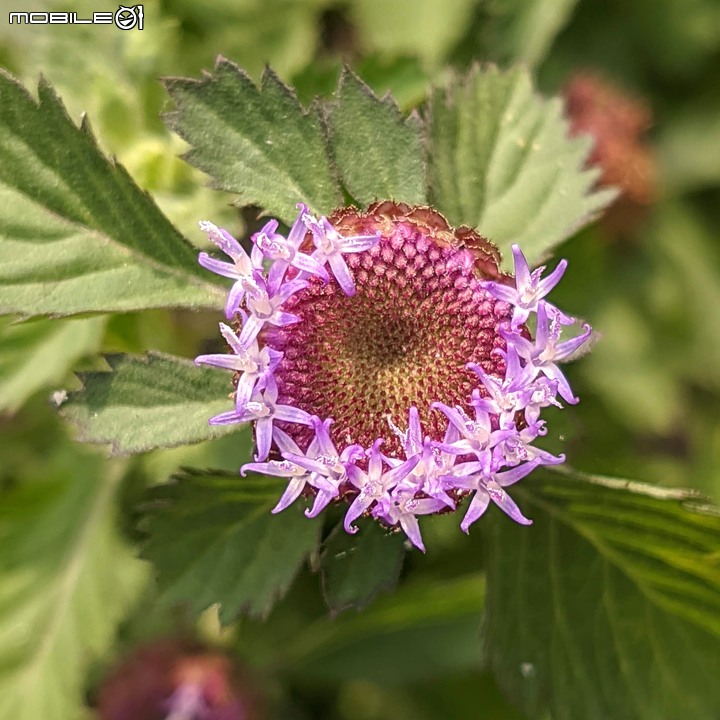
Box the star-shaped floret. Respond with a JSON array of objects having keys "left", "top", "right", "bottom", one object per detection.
[
  {"left": 467, "top": 344, "right": 537, "bottom": 427},
  {"left": 344, "top": 440, "right": 420, "bottom": 534},
  {"left": 194, "top": 320, "right": 282, "bottom": 406},
  {"left": 209, "top": 376, "right": 312, "bottom": 461},
  {"left": 502, "top": 303, "right": 592, "bottom": 404},
  {"left": 482, "top": 244, "right": 570, "bottom": 328},
  {"left": 254, "top": 210, "right": 329, "bottom": 290},
  {"left": 198, "top": 221, "right": 265, "bottom": 319},
  {"left": 372, "top": 482, "right": 448, "bottom": 552},
  {"left": 242, "top": 426, "right": 343, "bottom": 514},
  {"left": 283, "top": 417, "right": 364, "bottom": 518},
  {"left": 442, "top": 456, "right": 539, "bottom": 531},
  {"left": 239, "top": 276, "right": 309, "bottom": 347},
  {"left": 431, "top": 402, "right": 513, "bottom": 459},
  {"left": 384, "top": 408, "right": 458, "bottom": 508},
  {"left": 301, "top": 209, "right": 380, "bottom": 296},
  {"left": 492, "top": 422, "right": 566, "bottom": 468}
]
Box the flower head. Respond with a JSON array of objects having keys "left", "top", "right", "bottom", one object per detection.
[
  {"left": 196, "top": 201, "right": 592, "bottom": 550},
  {"left": 97, "top": 639, "right": 259, "bottom": 720}
]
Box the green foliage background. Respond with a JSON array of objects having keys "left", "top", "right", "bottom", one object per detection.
[{"left": 1, "top": 0, "right": 719, "bottom": 718}]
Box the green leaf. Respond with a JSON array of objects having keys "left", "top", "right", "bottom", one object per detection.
[
  {"left": 0, "top": 316, "right": 105, "bottom": 415},
  {"left": 59, "top": 353, "right": 239, "bottom": 455},
  {"left": 141, "top": 469, "right": 321, "bottom": 622},
  {"left": 582, "top": 297, "right": 683, "bottom": 435},
  {"left": 426, "top": 65, "right": 616, "bottom": 267},
  {"left": 350, "top": 0, "right": 478, "bottom": 68},
  {"left": 328, "top": 69, "right": 426, "bottom": 206},
  {"left": 480, "top": 0, "right": 580, "bottom": 68},
  {"left": 0, "top": 458, "right": 147, "bottom": 720},
  {"left": 321, "top": 518, "right": 406, "bottom": 615},
  {"left": 0, "top": 72, "right": 224, "bottom": 318},
  {"left": 165, "top": 59, "right": 341, "bottom": 223},
  {"left": 158, "top": 0, "right": 322, "bottom": 82},
  {"left": 483, "top": 467, "right": 720, "bottom": 720},
  {"left": 284, "top": 573, "right": 485, "bottom": 684},
  {"left": 658, "top": 105, "right": 720, "bottom": 195}
]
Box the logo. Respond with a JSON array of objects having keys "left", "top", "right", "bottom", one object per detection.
[
  {"left": 8, "top": 5, "right": 144, "bottom": 30},
  {"left": 114, "top": 4, "right": 142, "bottom": 30}
]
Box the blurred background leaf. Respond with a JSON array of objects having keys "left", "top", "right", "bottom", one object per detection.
[
  {"left": 0, "top": 316, "right": 105, "bottom": 416},
  {"left": 0, "top": 455, "right": 147, "bottom": 720}
]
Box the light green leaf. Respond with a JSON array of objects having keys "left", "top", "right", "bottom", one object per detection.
[
  {"left": 582, "top": 297, "right": 683, "bottom": 435},
  {"left": 165, "top": 60, "right": 341, "bottom": 223},
  {"left": 0, "top": 316, "right": 105, "bottom": 415},
  {"left": 284, "top": 574, "right": 485, "bottom": 684},
  {"left": 0, "top": 72, "right": 224, "bottom": 318},
  {"left": 321, "top": 519, "right": 406, "bottom": 615},
  {"left": 329, "top": 69, "right": 426, "bottom": 206},
  {"left": 483, "top": 467, "right": 720, "bottom": 720},
  {"left": 141, "top": 469, "right": 321, "bottom": 622},
  {"left": 481, "top": 0, "right": 580, "bottom": 68},
  {"left": 658, "top": 104, "right": 720, "bottom": 195},
  {"left": 426, "top": 65, "right": 616, "bottom": 267},
  {"left": 157, "top": 0, "right": 327, "bottom": 82},
  {"left": 59, "top": 353, "right": 239, "bottom": 455},
  {"left": 0, "top": 458, "right": 147, "bottom": 720},
  {"left": 350, "top": 0, "right": 477, "bottom": 68}
]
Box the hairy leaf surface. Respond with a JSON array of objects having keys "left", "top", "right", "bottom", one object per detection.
[{"left": 484, "top": 468, "right": 720, "bottom": 720}]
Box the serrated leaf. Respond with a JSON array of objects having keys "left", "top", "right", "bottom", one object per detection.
[
  {"left": 165, "top": 59, "right": 341, "bottom": 223},
  {"left": 483, "top": 468, "right": 720, "bottom": 720},
  {"left": 285, "top": 573, "right": 484, "bottom": 684},
  {"left": 426, "top": 65, "right": 616, "bottom": 267},
  {"left": 0, "top": 316, "right": 105, "bottom": 415},
  {"left": 329, "top": 69, "right": 426, "bottom": 206},
  {"left": 0, "top": 458, "right": 147, "bottom": 720},
  {"left": 321, "top": 518, "right": 406, "bottom": 615},
  {"left": 141, "top": 469, "right": 321, "bottom": 622},
  {"left": 0, "top": 72, "right": 224, "bottom": 318},
  {"left": 59, "top": 353, "right": 239, "bottom": 454}
]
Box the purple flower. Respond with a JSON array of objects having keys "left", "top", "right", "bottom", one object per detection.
[
  {"left": 467, "top": 344, "right": 537, "bottom": 427},
  {"left": 198, "top": 220, "right": 265, "bottom": 319},
  {"left": 482, "top": 244, "right": 569, "bottom": 328},
  {"left": 209, "top": 375, "right": 312, "bottom": 461},
  {"left": 282, "top": 417, "right": 364, "bottom": 518},
  {"left": 431, "top": 401, "right": 514, "bottom": 459},
  {"left": 196, "top": 202, "right": 593, "bottom": 549},
  {"left": 493, "top": 424, "right": 566, "bottom": 468},
  {"left": 238, "top": 275, "right": 308, "bottom": 347},
  {"left": 502, "top": 303, "right": 592, "bottom": 404},
  {"left": 372, "top": 482, "right": 448, "bottom": 552},
  {"left": 384, "top": 407, "right": 458, "bottom": 509},
  {"left": 301, "top": 208, "right": 380, "bottom": 296},
  {"left": 195, "top": 320, "right": 282, "bottom": 406},
  {"left": 443, "top": 456, "right": 539, "bottom": 531},
  {"left": 344, "top": 440, "right": 421, "bottom": 534},
  {"left": 242, "top": 426, "right": 345, "bottom": 514},
  {"left": 254, "top": 209, "right": 329, "bottom": 289}
]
